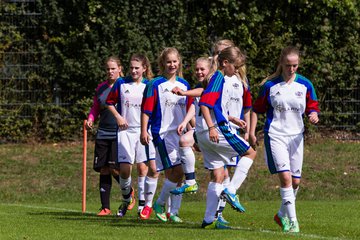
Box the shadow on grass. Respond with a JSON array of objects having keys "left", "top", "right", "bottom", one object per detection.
[{"left": 27, "top": 211, "right": 202, "bottom": 230}]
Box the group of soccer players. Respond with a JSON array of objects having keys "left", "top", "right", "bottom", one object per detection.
[{"left": 86, "top": 39, "right": 320, "bottom": 232}]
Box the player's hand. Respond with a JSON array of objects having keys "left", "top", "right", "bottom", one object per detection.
[
  {"left": 249, "top": 134, "right": 259, "bottom": 150},
  {"left": 85, "top": 120, "right": 93, "bottom": 130},
  {"left": 177, "top": 122, "right": 187, "bottom": 135},
  {"left": 308, "top": 112, "right": 319, "bottom": 124},
  {"left": 140, "top": 131, "right": 150, "bottom": 145},
  {"left": 230, "top": 117, "right": 247, "bottom": 129},
  {"left": 209, "top": 127, "right": 219, "bottom": 143},
  {"left": 172, "top": 86, "right": 184, "bottom": 96},
  {"left": 117, "top": 116, "right": 128, "bottom": 130}
]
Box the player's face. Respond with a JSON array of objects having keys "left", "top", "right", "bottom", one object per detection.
[
  {"left": 223, "top": 58, "right": 243, "bottom": 77},
  {"left": 195, "top": 61, "right": 210, "bottom": 82},
  {"left": 130, "top": 60, "right": 146, "bottom": 82},
  {"left": 164, "top": 53, "right": 179, "bottom": 76},
  {"left": 106, "top": 61, "right": 121, "bottom": 82},
  {"left": 282, "top": 54, "right": 299, "bottom": 80}
]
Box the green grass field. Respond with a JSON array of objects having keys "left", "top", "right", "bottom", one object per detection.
[{"left": 0, "top": 138, "right": 359, "bottom": 239}]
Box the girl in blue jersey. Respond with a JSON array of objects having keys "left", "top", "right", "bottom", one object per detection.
[
  {"left": 250, "top": 46, "right": 319, "bottom": 233},
  {"left": 106, "top": 53, "right": 156, "bottom": 218},
  {"left": 141, "top": 47, "right": 193, "bottom": 222},
  {"left": 86, "top": 56, "right": 123, "bottom": 216},
  {"left": 198, "top": 46, "right": 256, "bottom": 229}
]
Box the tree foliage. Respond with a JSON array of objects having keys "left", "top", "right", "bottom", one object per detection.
[{"left": 0, "top": 0, "right": 359, "bottom": 142}]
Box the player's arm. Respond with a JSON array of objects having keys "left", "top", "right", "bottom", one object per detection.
[
  {"left": 200, "top": 105, "right": 218, "bottom": 143},
  {"left": 177, "top": 104, "right": 195, "bottom": 135},
  {"left": 140, "top": 112, "right": 150, "bottom": 145},
  {"left": 249, "top": 111, "right": 259, "bottom": 149},
  {"left": 107, "top": 105, "right": 128, "bottom": 130},
  {"left": 172, "top": 87, "right": 204, "bottom": 97}
]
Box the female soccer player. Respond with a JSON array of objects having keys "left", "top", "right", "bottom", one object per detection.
[
  {"left": 170, "top": 56, "right": 212, "bottom": 196},
  {"left": 86, "top": 56, "right": 123, "bottom": 216},
  {"left": 106, "top": 53, "right": 156, "bottom": 217},
  {"left": 141, "top": 47, "right": 192, "bottom": 222},
  {"left": 198, "top": 46, "right": 256, "bottom": 229},
  {"left": 250, "top": 46, "right": 320, "bottom": 233}
]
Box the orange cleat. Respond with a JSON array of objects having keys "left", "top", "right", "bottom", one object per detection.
[
  {"left": 97, "top": 208, "right": 111, "bottom": 216},
  {"left": 127, "top": 188, "right": 136, "bottom": 210}
]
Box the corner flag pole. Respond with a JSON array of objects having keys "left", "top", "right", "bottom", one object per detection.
[{"left": 82, "top": 120, "right": 87, "bottom": 213}]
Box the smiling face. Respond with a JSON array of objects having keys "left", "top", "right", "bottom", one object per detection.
[
  {"left": 281, "top": 53, "right": 299, "bottom": 80},
  {"left": 130, "top": 60, "right": 146, "bottom": 82},
  {"left": 195, "top": 60, "right": 210, "bottom": 82},
  {"left": 106, "top": 60, "right": 122, "bottom": 83},
  {"left": 164, "top": 52, "right": 179, "bottom": 77}
]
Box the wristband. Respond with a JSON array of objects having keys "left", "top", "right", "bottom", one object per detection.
[{"left": 208, "top": 125, "right": 216, "bottom": 130}]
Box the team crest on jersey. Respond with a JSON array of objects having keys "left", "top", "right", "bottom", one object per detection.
[
  {"left": 295, "top": 91, "right": 303, "bottom": 97},
  {"left": 232, "top": 83, "right": 240, "bottom": 89}
]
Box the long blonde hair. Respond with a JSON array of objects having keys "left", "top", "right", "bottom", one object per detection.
[
  {"left": 204, "top": 46, "right": 247, "bottom": 89},
  {"left": 260, "top": 46, "right": 300, "bottom": 85},
  {"left": 157, "top": 47, "right": 183, "bottom": 78},
  {"left": 130, "top": 53, "right": 154, "bottom": 80}
]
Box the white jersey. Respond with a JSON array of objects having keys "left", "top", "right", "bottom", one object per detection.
[{"left": 253, "top": 74, "right": 320, "bottom": 136}]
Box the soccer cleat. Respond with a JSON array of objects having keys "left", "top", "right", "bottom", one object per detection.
[
  {"left": 288, "top": 220, "right": 300, "bottom": 233},
  {"left": 139, "top": 206, "right": 152, "bottom": 220},
  {"left": 274, "top": 213, "right": 290, "bottom": 232},
  {"left": 127, "top": 188, "right": 136, "bottom": 210},
  {"left": 217, "top": 214, "right": 229, "bottom": 225},
  {"left": 117, "top": 201, "right": 129, "bottom": 217},
  {"left": 201, "top": 219, "right": 231, "bottom": 229},
  {"left": 168, "top": 213, "right": 183, "bottom": 223},
  {"left": 220, "top": 188, "right": 245, "bottom": 212},
  {"left": 97, "top": 208, "right": 111, "bottom": 216},
  {"left": 170, "top": 182, "right": 199, "bottom": 195},
  {"left": 153, "top": 202, "right": 167, "bottom": 222}
]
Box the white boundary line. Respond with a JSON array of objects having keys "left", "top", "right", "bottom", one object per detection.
[{"left": 0, "top": 203, "right": 349, "bottom": 240}]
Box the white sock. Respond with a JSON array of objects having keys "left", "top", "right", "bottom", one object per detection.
[
  {"left": 120, "top": 176, "right": 132, "bottom": 202},
  {"left": 216, "top": 177, "right": 229, "bottom": 214},
  {"left": 180, "top": 147, "right": 196, "bottom": 185},
  {"left": 170, "top": 194, "right": 182, "bottom": 215},
  {"left": 138, "top": 176, "right": 145, "bottom": 201},
  {"left": 204, "top": 182, "right": 223, "bottom": 223},
  {"left": 280, "top": 187, "right": 297, "bottom": 222},
  {"left": 144, "top": 176, "right": 158, "bottom": 207},
  {"left": 229, "top": 157, "right": 253, "bottom": 192},
  {"left": 157, "top": 178, "right": 177, "bottom": 206}
]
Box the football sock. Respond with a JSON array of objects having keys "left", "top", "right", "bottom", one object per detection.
[
  {"left": 144, "top": 176, "right": 158, "bottom": 207},
  {"left": 216, "top": 177, "right": 229, "bottom": 215},
  {"left": 280, "top": 186, "right": 297, "bottom": 222},
  {"left": 169, "top": 193, "right": 182, "bottom": 215},
  {"left": 99, "top": 174, "right": 112, "bottom": 209},
  {"left": 179, "top": 147, "right": 196, "bottom": 186},
  {"left": 157, "top": 178, "right": 177, "bottom": 206},
  {"left": 120, "top": 176, "right": 132, "bottom": 202},
  {"left": 138, "top": 176, "right": 145, "bottom": 203},
  {"left": 229, "top": 157, "right": 253, "bottom": 192},
  {"left": 204, "top": 182, "right": 223, "bottom": 223}
]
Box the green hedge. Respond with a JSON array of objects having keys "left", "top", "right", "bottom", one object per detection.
[{"left": 1, "top": 0, "right": 359, "bottom": 142}]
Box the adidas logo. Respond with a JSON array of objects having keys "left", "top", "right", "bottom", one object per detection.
[
  {"left": 163, "top": 88, "right": 170, "bottom": 93},
  {"left": 125, "top": 89, "right": 130, "bottom": 94},
  {"left": 284, "top": 201, "right": 292, "bottom": 206},
  {"left": 145, "top": 192, "right": 153, "bottom": 195}
]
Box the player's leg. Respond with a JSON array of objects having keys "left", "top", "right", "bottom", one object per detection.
[
  {"left": 94, "top": 139, "right": 113, "bottom": 216},
  {"left": 171, "top": 130, "right": 198, "bottom": 195},
  {"left": 136, "top": 162, "right": 148, "bottom": 214}
]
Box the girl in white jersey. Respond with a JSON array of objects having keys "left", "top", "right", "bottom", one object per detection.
[
  {"left": 170, "top": 57, "right": 211, "bottom": 196},
  {"left": 86, "top": 56, "right": 123, "bottom": 216},
  {"left": 250, "top": 46, "right": 320, "bottom": 233},
  {"left": 198, "top": 46, "right": 256, "bottom": 229},
  {"left": 141, "top": 47, "right": 192, "bottom": 223},
  {"left": 106, "top": 53, "right": 156, "bottom": 217}
]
